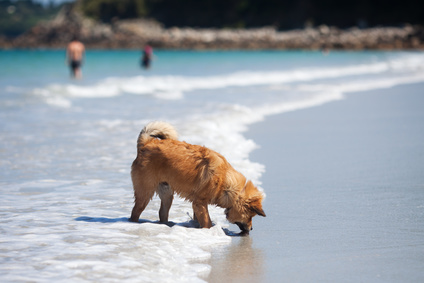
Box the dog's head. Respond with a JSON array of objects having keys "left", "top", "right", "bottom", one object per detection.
[{"left": 225, "top": 180, "right": 266, "bottom": 234}]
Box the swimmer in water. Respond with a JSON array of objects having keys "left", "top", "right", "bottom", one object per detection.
[
  {"left": 141, "top": 45, "right": 153, "bottom": 69},
  {"left": 66, "top": 36, "right": 85, "bottom": 79}
]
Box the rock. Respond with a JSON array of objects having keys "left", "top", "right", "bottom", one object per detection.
[{"left": 1, "top": 6, "right": 423, "bottom": 50}]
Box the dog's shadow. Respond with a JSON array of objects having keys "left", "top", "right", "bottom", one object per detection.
[{"left": 74, "top": 216, "right": 245, "bottom": 237}]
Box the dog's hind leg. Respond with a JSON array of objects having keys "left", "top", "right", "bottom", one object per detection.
[
  {"left": 158, "top": 182, "right": 174, "bottom": 223},
  {"left": 130, "top": 187, "right": 155, "bottom": 223},
  {"left": 130, "top": 198, "right": 151, "bottom": 222},
  {"left": 192, "top": 202, "right": 212, "bottom": 228}
]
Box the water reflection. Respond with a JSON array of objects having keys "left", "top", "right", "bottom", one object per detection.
[{"left": 208, "top": 235, "right": 265, "bottom": 282}]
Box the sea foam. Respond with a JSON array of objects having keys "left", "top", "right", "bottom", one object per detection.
[{"left": 32, "top": 54, "right": 424, "bottom": 108}]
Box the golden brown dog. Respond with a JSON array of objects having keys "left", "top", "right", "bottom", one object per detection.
[{"left": 129, "top": 121, "right": 266, "bottom": 234}]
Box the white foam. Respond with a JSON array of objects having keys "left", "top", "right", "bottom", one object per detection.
[
  {"left": 31, "top": 53, "right": 424, "bottom": 107},
  {"left": 0, "top": 180, "right": 231, "bottom": 282},
  {"left": 293, "top": 72, "right": 424, "bottom": 95}
]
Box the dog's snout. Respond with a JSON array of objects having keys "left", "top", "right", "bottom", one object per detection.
[{"left": 235, "top": 222, "right": 252, "bottom": 233}]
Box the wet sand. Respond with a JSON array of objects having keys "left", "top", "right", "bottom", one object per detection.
[{"left": 208, "top": 82, "right": 424, "bottom": 282}]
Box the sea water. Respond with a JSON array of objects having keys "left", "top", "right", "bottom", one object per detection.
[{"left": 1, "top": 49, "right": 424, "bottom": 282}]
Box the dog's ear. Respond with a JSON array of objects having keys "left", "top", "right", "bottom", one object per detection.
[
  {"left": 244, "top": 181, "right": 266, "bottom": 217},
  {"left": 253, "top": 206, "right": 266, "bottom": 217},
  {"left": 249, "top": 198, "right": 266, "bottom": 217}
]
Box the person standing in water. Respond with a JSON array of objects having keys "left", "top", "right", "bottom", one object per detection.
[
  {"left": 141, "top": 44, "right": 153, "bottom": 69},
  {"left": 66, "top": 36, "right": 85, "bottom": 79}
]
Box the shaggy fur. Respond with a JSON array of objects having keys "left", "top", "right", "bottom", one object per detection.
[{"left": 129, "top": 121, "right": 266, "bottom": 233}]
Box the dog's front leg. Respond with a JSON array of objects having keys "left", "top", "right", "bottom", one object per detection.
[{"left": 192, "top": 202, "right": 212, "bottom": 228}]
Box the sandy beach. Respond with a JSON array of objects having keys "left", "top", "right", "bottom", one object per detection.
[{"left": 208, "top": 82, "right": 424, "bottom": 282}]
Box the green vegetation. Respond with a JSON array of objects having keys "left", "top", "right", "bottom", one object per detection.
[
  {"left": 79, "top": 0, "right": 148, "bottom": 23},
  {"left": 0, "top": 0, "right": 63, "bottom": 37},
  {"left": 1, "top": 0, "right": 423, "bottom": 38},
  {"left": 78, "top": 0, "right": 424, "bottom": 29}
]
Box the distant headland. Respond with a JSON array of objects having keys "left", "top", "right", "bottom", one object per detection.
[{"left": 1, "top": 4, "right": 423, "bottom": 50}]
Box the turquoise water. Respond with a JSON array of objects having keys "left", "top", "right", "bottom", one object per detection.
[
  {"left": 1, "top": 49, "right": 424, "bottom": 282},
  {"left": 0, "top": 49, "right": 404, "bottom": 85}
]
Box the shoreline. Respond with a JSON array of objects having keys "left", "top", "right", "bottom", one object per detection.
[
  {"left": 208, "top": 82, "right": 424, "bottom": 282},
  {"left": 1, "top": 9, "right": 423, "bottom": 50}
]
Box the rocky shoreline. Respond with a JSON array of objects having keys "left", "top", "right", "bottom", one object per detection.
[{"left": 1, "top": 7, "right": 423, "bottom": 50}]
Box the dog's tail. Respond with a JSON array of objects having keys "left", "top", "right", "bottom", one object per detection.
[{"left": 137, "top": 121, "right": 178, "bottom": 152}]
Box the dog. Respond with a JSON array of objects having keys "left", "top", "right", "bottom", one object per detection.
[{"left": 129, "top": 121, "right": 266, "bottom": 234}]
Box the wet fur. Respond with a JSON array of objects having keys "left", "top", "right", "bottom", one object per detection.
[{"left": 129, "top": 121, "right": 266, "bottom": 232}]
